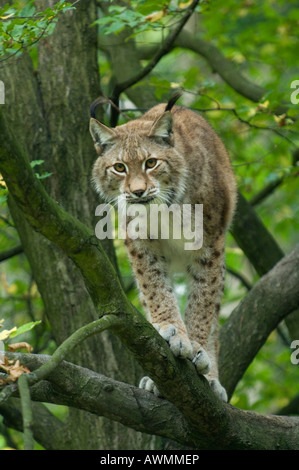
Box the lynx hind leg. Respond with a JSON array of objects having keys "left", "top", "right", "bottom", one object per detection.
[
  {"left": 191, "top": 341, "right": 211, "bottom": 375},
  {"left": 208, "top": 378, "right": 227, "bottom": 402},
  {"left": 139, "top": 376, "right": 162, "bottom": 397},
  {"left": 206, "top": 316, "right": 227, "bottom": 402},
  {"left": 184, "top": 251, "right": 228, "bottom": 401},
  {"left": 205, "top": 265, "right": 227, "bottom": 402}
]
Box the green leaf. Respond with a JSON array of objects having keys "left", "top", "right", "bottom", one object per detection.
[
  {"left": 137, "top": 0, "right": 167, "bottom": 15},
  {"left": 9, "top": 321, "right": 42, "bottom": 339},
  {"left": 19, "top": 3, "right": 35, "bottom": 18},
  {"left": 36, "top": 172, "right": 53, "bottom": 180},
  {"left": 30, "top": 159, "right": 44, "bottom": 168},
  {"left": 104, "top": 21, "right": 125, "bottom": 35}
]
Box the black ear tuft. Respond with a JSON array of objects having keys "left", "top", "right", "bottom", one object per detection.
[{"left": 164, "top": 90, "right": 183, "bottom": 112}]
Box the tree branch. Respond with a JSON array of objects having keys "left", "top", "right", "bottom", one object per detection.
[
  {"left": 18, "top": 374, "right": 34, "bottom": 450},
  {"left": 220, "top": 243, "right": 299, "bottom": 399},
  {"left": 277, "top": 394, "right": 299, "bottom": 417},
  {"left": 0, "top": 398, "right": 65, "bottom": 450},
  {"left": 0, "top": 244, "right": 23, "bottom": 263},
  {"left": 28, "top": 315, "right": 119, "bottom": 384},
  {"left": 175, "top": 31, "right": 292, "bottom": 116},
  {"left": 250, "top": 149, "right": 298, "bottom": 207},
  {"left": 11, "top": 353, "right": 194, "bottom": 447},
  {"left": 0, "top": 316, "right": 120, "bottom": 406},
  {"left": 230, "top": 191, "right": 299, "bottom": 342},
  {"left": 7, "top": 352, "right": 299, "bottom": 450},
  {"left": 110, "top": 0, "right": 200, "bottom": 101},
  {"left": 230, "top": 191, "right": 284, "bottom": 277},
  {"left": 175, "top": 30, "right": 266, "bottom": 103},
  {"left": 135, "top": 29, "right": 289, "bottom": 114}
]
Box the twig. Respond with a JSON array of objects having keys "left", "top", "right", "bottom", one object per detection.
[
  {"left": 101, "top": 95, "right": 298, "bottom": 151},
  {"left": 0, "top": 382, "right": 18, "bottom": 405},
  {"left": 227, "top": 267, "right": 252, "bottom": 291},
  {"left": 18, "top": 373, "right": 34, "bottom": 450},
  {"left": 27, "top": 315, "right": 119, "bottom": 384},
  {"left": 114, "top": 0, "right": 200, "bottom": 95},
  {"left": 249, "top": 148, "right": 298, "bottom": 206},
  {"left": 0, "top": 315, "right": 119, "bottom": 407},
  {"left": 0, "top": 244, "right": 23, "bottom": 263},
  {"left": 109, "top": 0, "right": 200, "bottom": 124},
  {"left": 0, "top": 214, "right": 15, "bottom": 227},
  {"left": 249, "top": 177, "right": 284, "bottom": 206},
  {"left": 194, "top": 105, "right": 298, "bottom": 143},
  {"left": 0, "top": 0, "right": 81, "bottom": 21},
  {"left": 0, "top": 18, "right": 56, "bottom": 65},
  {"left": 276, "top": 394, "right": 299, "bottom": 416}
]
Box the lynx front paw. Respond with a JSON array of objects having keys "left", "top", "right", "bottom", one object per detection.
[
  {"left": 191, "top": 342, "right": 211, "bottom": 375},
  {"left": 208, "top": 378, "right": 228, "bottom": 402},
  {"left": 153, "top": 323, "right": 193, "bottom": 360},
  {"left": 139, "top": 376, "right": 162, "bottom": 397}
]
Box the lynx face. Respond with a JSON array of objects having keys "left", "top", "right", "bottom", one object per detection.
[{"left": 90, "top": 112, "right": 187, "bottom": 207}]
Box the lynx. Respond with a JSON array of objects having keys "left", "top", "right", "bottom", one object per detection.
[{"left": 89, "top": 93, "right": 237, "bottom": 401}]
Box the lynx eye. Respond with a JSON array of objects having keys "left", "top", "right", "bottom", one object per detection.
[
  {"left": 145, "top": 158, "right": 157, "bottom": 169},
  {"left": 113, "top": 162, "right": 126, "bottom": 173}
]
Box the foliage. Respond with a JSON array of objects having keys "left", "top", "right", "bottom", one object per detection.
[
  {"left": 92, "top": 0, "right": 202, "bottom": 37},
  {"left": 0, "top": 0, "right": 75, "bottom": 61}
]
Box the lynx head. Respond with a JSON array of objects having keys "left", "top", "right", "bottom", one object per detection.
[{"left": 89, "top": 104, "right": 187, "bottom": 207}]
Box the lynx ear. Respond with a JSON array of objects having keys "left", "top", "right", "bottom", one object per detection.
[
  {"left": 149, "top": 111, "right": 174, "bottom": 145},
  {"left": 89, "top": 118, "right": 117, "bottom": 155}
]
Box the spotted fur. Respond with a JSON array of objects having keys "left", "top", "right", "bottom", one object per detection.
[{"left": 90, "top": 98, "right": 237, "bottom": 401}]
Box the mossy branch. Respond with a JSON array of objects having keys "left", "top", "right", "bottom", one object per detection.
[
  {"left": 229, "top": 191, "right": 299, "bottom": 342},
  {"left": 28, "top": 315, "right": 119, "bottom": 384},
  {"left": 220, "top": 243, "right": 299, "bottom": 398},
  {"left": 18, "top": 374, "right": 34, "bottom": 450},
  {"left": 8, "top": 352, "right": 299, "bottom": 450}
]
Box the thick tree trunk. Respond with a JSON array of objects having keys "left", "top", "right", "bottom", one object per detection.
[{"left": 0, "top": 0, "right": 156, "bottom": 450}]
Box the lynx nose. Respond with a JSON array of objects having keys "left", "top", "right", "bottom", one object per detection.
[{"left": 132, "top": 190, "right": 146, "bottom": 198}]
